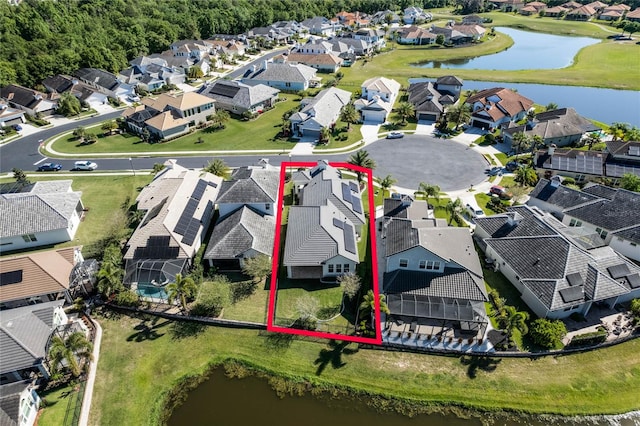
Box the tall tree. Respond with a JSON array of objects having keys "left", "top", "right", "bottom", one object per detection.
[
  {"left": 496, "top": 305, "right": 529, "bottom": 341},
  {"left": 338, "top": 273, "right": 361, "bottom": 300},
  {"left": 241, "top": 254, "right": 272, "bottom": 283},
  {"left": 620, "top": 173, "right": 640, "bottom": 192},
  {"left": 608, "top": 122, "right": 630, "bottom": 141},
  {"left": 211, "top": 109, "right": 230, "bottom": 129},
  {"left": 512, "top": 131, "right": 531, "bottom": 159},
  {"left": 319, "top": 126, "right": 331, "bottom": 144},
  {"left": 48, "top": 332, "right": 93, "bottom": 377},
  {"left": 446, "top": 103, "right": 472, "bottom": 130},
  {"left": 97, "top": 262, "right": 124, "bottom": 298},
  {"left": 166, "top": 273, "right": 197, "bottom": 311},
  {"left": 359, "top": 289, "right": 390, "bottom": 328},
  {"left": 545, "top": 102, "right": 558, "bottom": 111},
  {"left": 514, "top": 166, "right": 538, "bottom": 187},
  {"left": 188, "top": 66, "right": 204, "bottom": 79},
  {"left": 418, "top": 182, "right": 441, "bottom": 207},
  {"left": 396, "top": 102, "right": 415, "bottom": 125},
  {"left": 376, "top": 174, "right": 397, "bottom": 197},
  {"left": 348, "top": 149, "right": 376, "bottom": 185},
  {"left": 584, "top": 132, "right": 601, "bottom": 150},
  {"left": 204, "top": 158, "right": 229, "bottom": 179},
  {"left": 339, "top": 103, "right": 359, "bottom": 130},
  {"left": 442, "top": 198, "right": 463, "bottom": 225},
  {"left": 12, "top": 168, "right": 29, "bottom": 185},
  {"left": 56, "top": 92, "right": 82, "bottom": 117}
]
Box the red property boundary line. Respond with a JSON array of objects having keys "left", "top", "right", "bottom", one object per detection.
[{"left": 266, "top": 161, "right": 382, "bottom": 345}]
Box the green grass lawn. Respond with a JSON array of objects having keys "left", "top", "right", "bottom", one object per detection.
[
  {"left": 49, "top": 98, "right": 301, "bottom": 155},
  {"left": 37, "top": 383, "right": 80, "bottom": 426},
  {"left": 85, "top": 312, "right": 640, "bottom": 426},
  {"left": 480, "top": 12, "right": 613, "bottom": 38},
  {"left": 315, "top": 121, "right": 364, "bottom": 151}
]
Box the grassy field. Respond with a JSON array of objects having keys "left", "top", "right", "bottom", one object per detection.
[
  {"left": 37, "top": 383, "right": 80, "bottom": 426},
  {"left": 314, "top": 121, "right": 364, "bottom": 151},
  {"left": 85, "top": 313, "right": 640, "bottom": 426},
  {"left": 49, "top": 98, "right": 301, "bottom": 155},
  {"left": 480, "top": 12, "right": 614, "bottom": 38}
]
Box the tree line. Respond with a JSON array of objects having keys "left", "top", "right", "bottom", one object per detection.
[{"left": 0, "top": 0, "right": 448, "bottom": 89}]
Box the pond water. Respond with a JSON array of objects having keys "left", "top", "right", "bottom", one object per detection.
[
  {"left": 415, "top": 27, "right": 599, "bottom": 70},
  {"left": 408, "top": 78, "right": 640, "bottom": 127},
  {"left": 168, "top": 368, "right": 640, "bottom": 426}
]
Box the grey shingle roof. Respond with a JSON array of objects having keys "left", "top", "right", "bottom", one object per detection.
[
  {"left": 474, "top": 209, "right": 557, "bottom": 239},
  {"left": 242, "top": 62, "right": 317, "bottom": 84},
  {"left": 485, "top": 236, "right": 572, "bottom": 279},
  {"left": 290, "top": 87, "right": 351, "bottom": 130},
  {"left": 74, "top": 68, "right": 120, "bottom": 91},
  {"left": 582, "top": 183, "right": 618, "bottom": 200},
  {"left": 383, "top": 268, "right": 487, "bottom": 301},
  {"left": 283, "top": 202, "right": 358, "bottom": 266},
  {"left": 217, "top": 167, "right": 280, "bottom": 204},
  {"left": 198, "top": 80, "right": 279, "bottom": 110},
  {"left": 564, "top": 189, "right": 640, "bottom": 232},
  {"left": 528, "top": 178, "right": 600, "bottom": 209},
  {"left": 383, "top": 196, "right": 430, "bottom": 220},
  {"left": 612, "top": 225, "right": 640, "bottom": 244},
  {"left": 203, "top": 206, "right": 275, "bottom": 260},
  {"left": 0, "top": 380, "right": 30, "bottom": 426}
]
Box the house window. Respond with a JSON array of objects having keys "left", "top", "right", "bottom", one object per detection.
[
  {"left": 328, "top": 264, "right": 334, "bottom": 273},
  {"left": 595, "top": 228, "right": 607, "bottom": 239},
  {"left": 569, "top": 219, "right": 582, "bottom": 227},
  {"left": 419, "top": 260, "right": 426, "bottom": 269},
  {"left": 399, "top": 259, "right": 408, "bottom": 268},
  {"left": 22, "top": 234, "right": 37, "bottom": 243},
  {"left": 285, "top": 82, "right": 291, "bottom": 88},
  {"left": 343, "top": 264, "right": 350, "bottom": 273},
  {"left": 336, "top": 264, "right": 342, "bottom": 273},
  {"left": 433, "top": 261, "right": 441, "bottom": 270},
  {"left": 426, "top": 261, "right": 434, "bottom": 270},
  {"left": 265, "top": 203, "right": 270, "bottom": 210}
]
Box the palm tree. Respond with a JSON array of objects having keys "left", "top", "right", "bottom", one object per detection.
[
  {"left": 319, "top": 126, "right": 331, "bottom": 144},
  {"left": 418, "top": 182, "right": 440, "bottom": 207},
  {"left": 512, "top": 131, "right": 531, "bottom": 160},
  {"left": 340, "top": 103, "right": 359, "bottom": 130},
  {"left": 73, "top": 126, "right": 86, "bottom": 140},
  {"left": 97, "top": 262, "right": 124, "bottom": 298},
  {"left": 204, "top": 158, "right": 229, "bottom": 178},
  {"left": 376, "top": 175, "right": 396, "bottom": 197},
  {"left": 608, "top": 122, "right": 630, "bottom": 141},
  {"left": 584, "top": 132, "right": 601, "bottom": 150},
  {"left": 446, "top": 103, "right": 472, "bottom": 130},
  {"left": 359, "top": 289, "right": 390, "bottom": 320},
  {"left": 496, "top": 305, "right": 529, "bottom": 340},
  {"left": 545, "top": 102, "right": 558, "bottom": 111},
  {"left": 442, "top": 198, "right": 462, "bottom": 225},
  {"left": 48, "top": 331, "right": 93, "bottom": 377},
  {"left": 514, "top": 166, "right": 538, "bottom": 187},
  {"left": 166, "top": 273, "right": 197, "bottom": 311},
  {"left": 396, "top": 102, "right": 415, "bottom": 125},
  {"left": 348, "top": 149, "right": 376, "bottom": 185},
  {"left": 211, "top": 109, "right": 230, "bottom": 129}
]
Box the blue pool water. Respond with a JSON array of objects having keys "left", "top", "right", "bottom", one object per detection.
[{"left": 136, "top": 283, "right": 169, "bottom": 300}]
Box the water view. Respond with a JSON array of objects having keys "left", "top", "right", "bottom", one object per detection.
[
  {"left": 168, "top": 368, "right": 640, "bottom": 426},
  {"left": 415, "top": 27, "right": 599, "bottom": 70}
]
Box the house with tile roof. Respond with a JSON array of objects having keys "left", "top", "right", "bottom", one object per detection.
[
  {"left": 197, "top": 80, "right": 279, "bottom": 116},
  {"left": 566, "top": 4, "right": 597, "bottom": 20},
  {"left": 627, "top": 8, "right": 640, "bottom": 21},
  {"left": 73, "top": 68, "right": 134, "bottom": 101},
  {"left": 465, "top": 87, "right": 534, "bottom": 129},
  {"left": 353, "top": 28, "right": 386, "bottom": 48},
  {"left": 0, "top": 181, "right": 84, "bottom": 253},
  {"left": 289, "top": 87, "right": 352, "bottom": 138},
  {"left": 0, "top": 101, "right": 25, "bottom": 128},
  {"left": 41, "top": 74, "right": 107, "bottom": 109},
  {"left": 355, "top": 76, "right": 401, "bottom": 123},
  {"left": 408, "top": 75, "right": 463, "bottom": 122},
  {"left": 0, "top": 247, "right": 89, "bottom": 310},
  {"left": 0, "top": 85, "right": 58, "bottom": 116},
  {"left": 395, "top": 26, "right": 438, "bottom": 45},
  {"left": 380, "top": 196, "right": 489, "bottom": 336},
  {"left": 216, "top": 162, "right": 280, "bottom": 218},
  {"left": 123, "top": 160, "right": 222, "bottom": 286},
  {"left": 241, "top": 60, "right": 318, "bottom": 92},
  {"left": 300, "top": 16, "right": 341, "bottom": 36},
  {"left": 543, "top": 5, "right": 569, "bottom": 16},
  {"left": 285, "top": 52, "right": 343, "bottom": 73},
  {"left": 503, "top": 108, "right": 601, "bottom": 147},
  {"left": 476, "top": 205, "right": 640, "bottom": 319},
  {"left": 403, "top": 6, "right": 433, "bottom": 24},
  {"left": 0, "top": 380, "right": 40, "bottom": 426}
]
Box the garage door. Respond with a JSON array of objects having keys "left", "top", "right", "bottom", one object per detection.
[
  {"left": 472, "top": 120, "right": 489, "bottom": 129},
  {"left": 290, "top": 266, "right": 323, "bottom": 279},
  {"left": 418, "top": 113, "right": 438, "bottom": 121}
]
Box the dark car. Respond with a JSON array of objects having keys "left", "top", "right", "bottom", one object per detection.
[
  {"left": 487, "top": 166, "right": 503, "bottom": 176},
  {"left": 37, "top": 162, "right": 62, "bottom": 172},
  {"left": 489, "top": 185, "right": 512, "bottom": 200}
]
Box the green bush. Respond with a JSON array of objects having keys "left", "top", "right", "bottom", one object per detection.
[
  {"left": 190, "top": 277, "right": 232, "bottom": 318},
  {"left": 568, "top": 330, "right": 607, "bottom": 347},
  {"left": 529, "top": 318, "right": 567, "bottom": 350},
  {"left": 114, "top": 290, "right": 140, "bottom": 307},
  {"left": 631, "top": 299, "right": 640, "bottom": 317},
  {"left": 561, "top": 177, "right": 576, "bottom": 186}
]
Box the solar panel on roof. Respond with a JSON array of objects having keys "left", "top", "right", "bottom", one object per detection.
[
  {"left": 352, "top": 197, "right": 363, "bottom": 214},
  {"left": 0, "top": 270, "right": 23, "bottom": 285},
  {"left": 332, "top": 218, "right": 344, "bottom": 229},
  {"left": 192, "top": 180, "right": 208, "bottom": 201},
  {"left": 627, "top": 273, "right": 640, "bottom": 289},
  {"left": 210, "top": 83, "right": 241, "bottom": 98},
  {"left": 207, "top": 181, "right": 218, "bottom": 188},
  {"left": 566, "top": 272, "right": 583, "bottom": 287},
  {"left": 559, "top": 286, "right": 583, "bottom": 303},
  {"left": 608, "top": 263, "right": 630, "bottom": 279},
  {"left": 181, "top": 220, "right": 201, "bottom": 246},
  {"left": 341, "top": 182, "right": 351, "bottom": 202},
  {"left": 343, "top": 222, "right": 357, "bottom": 254},
  {"left": 174, "top": 199, "right": 199, "bottom": 235}
]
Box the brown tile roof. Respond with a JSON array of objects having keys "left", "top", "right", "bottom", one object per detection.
[
  {"left": 568, "top": 5, "right": 596, "bottom": 15},
  {"left": 144, "top": 111, "right": 189, "bottom": 131},
  {"left": 142, "top": 92, "right": 213, "bottom": 113},
  {"left": 0, "top": 247, "right": 78, "bottom": 303},
  {"left": 287, "top": 52, "right": 343, "bottom": 66},
  {"left": 466, "top": 87, "right": 534, "bottom": 121},
  {"left": 625, "top": 7, "right": 640, "bottom": 17}
]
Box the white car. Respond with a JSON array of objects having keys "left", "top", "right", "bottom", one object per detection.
[
  {"left": 73, "top": 160, "right": 98, "bottom": 171},
  {"left": 465, "top": 203, "right": 485, "bottom": 219},
  {"left": 386, "top": 131, "right": 404, "bottom": 139}
]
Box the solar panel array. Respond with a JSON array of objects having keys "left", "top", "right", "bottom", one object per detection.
[
  {"left": 332, "top": 217, "right": 343, "bottom": 229},
  {"left": 559, "top": 286, "right": 583, "bottom": 303},
  {"left": 343, "top": 222, "right": 356, "bottom": 254},
  {"left": 566, "top": 272, "right": 583, "bottom": 287},
  {"left": 211, "top": 83, "right": 241, "bottom": 98},
  {"left": 0, "top": 270, "right": 23, "bottom": 286},
  {"left": 627, "top": 273, "right": 640, "bottom": 289},
  {"left": 341, "top": 182, "right": 363, "bottom": 214},
  {"left": 133, "top": 236, "right": 181, "bottom": 259},
  {"left": 607, "top": 263, "right": 630, "bottom": 279},
  {"left": 174, "top": 180, "right": 208, "bottom": 246},
  {"left": 551, "top": 154, "right": 603, "bottom": 175}
]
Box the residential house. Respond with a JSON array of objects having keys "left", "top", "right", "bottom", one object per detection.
[
  {"left": 197, "top": 80, "right": 279, "bottom": 116},
  {"left": 335, "top": 11, "right": 370, "bottom": 28},
  {"left": 289, "top": 87, "right": 352, "bottom": 138},
  {"left": 598, "top": 8, "right": 624, "bottom": 19},
  {"left": 430, "top": 23, "right": 486, "bottom": 44},
  {"left": 502, "top": 107, "right": 601, "bottom": 147},
  {"left": 0, "top": 85, "right": 57, "bottom": 116},
  {"left": 208, "top": 39, "right": 246, "bottom": 57},
  {"left": 462, "top": 14, "right": 485, "bottom": 24},
  {"left": 626, "top": 8, "right": 640, "bottom": 22},
  {"left": 330, "top": 38, "right": 367, "bottom": 59},
  {"left": 465, "top": 87, "right": 534, "bottom": 129},
  {"left": 215, "top": 162, "right": 280, "bottom": 218},
  {"left": 246, "top": 26, "right": 291, "bottom": 45},
  {"left": 355, "top": 76, "right": 401, "bottom": 123},
  {"left": 381, "top": 197, "right": 489, "bottom": 336},
  {"left": 586, "top": 0, "right": 608, "bottom": 12},
  {"left": 123, "top": 161, "right": 222, "bottom": 287},
  {"left": 0, "top": 247, "right": 94, "bottom": 310},
  {"left": 296, "top": 38, "right": 334, "bottom": 55},
  {"left": 566, "top": 5, "right": 597, "bottom": 20},
  {"left": 533, "top": 140, "right": 640, "bottom": 182},
  {"left": 519, "top": 4, "right": 540, "bottom": 15},
  {"left": 42, "top": 74, "right": 107, "bottom": 108},
  {"left": 73, "top": 68, "right": 134, "bottom": 101},
  {"left": 544, "top": 6, "right": 569, "bottom": 17},
  {"left": 408, "top": 75, "right": 463, "bottom": 121},
  {"left": 0, "top": 381, "right": 41, "bottom": 426},
  {"left": 0, "top": 101, "right": 26, "bottom": 127},
  {"left": 492, "top": 0, "right": 525, "bottom": 11},
  {"left": 283, "top": 161, "right": 363, "bottom": 280},
  {"left": 120, "top": 56, "right": 186, "bottom": 92},
  {"left": 395, "top": 26, "right": 437, "bottom": 45},
  {"left": 353, "top": 28, "right": 386, "bottom": 48},
  {"left": 301, "top": 16, "right": 340, "bottom": 36},
  {"left": 241, "top": 60, "right": 318, "bottom": 92},
  {"left": 370, "top": 10, "right": 401, "bottom": 25},
  {"left": 286, "top": 52, "right": 343, "bottom": 73},
  {"left": 271, "top": 20, "right": 305, "bottom": 37},
  {"left": 403, "top": 6, "right": 432, "bottom": 24},
  {"left": 0, "top": 181, "right": 84, "bottom": 252},
  {"left": 121, "top": 92, "right": 215, "bottom": 140},
  {"left": 0, "top": 300, "right": 68, "bottom": 383},
  {"left": 476, "top": 205, "right": 640, "bottom": 319}
]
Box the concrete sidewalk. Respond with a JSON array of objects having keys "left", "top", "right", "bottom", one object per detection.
[{"left": 79, "top": 318, "right": 102, "bottom": 426}]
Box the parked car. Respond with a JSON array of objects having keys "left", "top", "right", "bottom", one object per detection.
[
  {"left": 37, "top": 162, "right": 62, "bottom": 172},
  {"left": 465, "top": 203, "right": 485, "bottom": 219},
  {"left": 12, "top": 124, "right": 22, "bottom": 131},
  {"left": 489, "top": 185, "right": 512, "bottom": 200},
  {"left": 505, "top": 161, "right": 525, "bottom": 172},
  {"left": 486, "top": 166, "right": 503, "bottom": 176},
  {"left": 73, "top": 160, "right": 98, "bottom": 171},
  {"left": 386, "top": 131, "right": 404, "bottom": 139},
  {"left": 127, "top": 95, "right": 141, "bottom": 102}
]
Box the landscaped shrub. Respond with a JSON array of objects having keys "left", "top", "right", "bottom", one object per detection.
[
  {"left": 114, "top": 290, "right": 141, "bottom": 307},
  {"left": 291, "top": 316, "right": 317, "bottom": 331},
  {"left": 190, "top": 277, "right": 232, "bottom": 317},
  {"left": 487, "top": 197, "right": 508, "bottom": 213},
  {"left": 631, "top": 299, "right": 640, "bottom": 318},
  {"left": 568, "top": 330, "right": 607, "bottom": 347},
  {"left": 561, "top": 177, "right": 576, "bottom": 186},
  {"left": 529, "top": 318, "right": 567, "bottom": 350}
]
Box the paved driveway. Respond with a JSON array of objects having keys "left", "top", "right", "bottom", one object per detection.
[{"left": 364, "top": 134, "right": 490, "bottom": 192}]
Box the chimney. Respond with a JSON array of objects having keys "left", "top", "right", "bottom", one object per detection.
[
  {"left": 506, "top": 212, "right": 522, "bottom": 227},
  {"left": 262, "top": 60, "right": 268, "bottom": 70},
  {"left": 550, "top": 175, "right": 564, "bottom": 188},
  {"left": 548, "top": 143, "right": 556, "bottom": 156},
  {"left": 401, "top": 195, "right": 412, "bottom": 207}
]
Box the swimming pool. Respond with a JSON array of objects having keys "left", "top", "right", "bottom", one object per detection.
[{"left": 136, "top": 283, "right": 169, "bottom": 300}]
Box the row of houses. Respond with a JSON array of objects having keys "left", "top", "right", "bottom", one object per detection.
[
  {"left": 395, "top": 22, "right": 487, "bottom": 45},
  {"left": 514, "top": 1, "right": 640, "bottom": 21}
]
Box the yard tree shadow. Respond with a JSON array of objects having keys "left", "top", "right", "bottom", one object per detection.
[
  {"left": 170, "top": 321, "right": 206, "bottom": 340},
  {"left": 126, "top": 319, "right": 170, "bottom": 342},
  {"left": 263, "top": 331, "right": 295, "bottom": 350},
  {"left": 314, "top": 340, "right": 358, "bottom": 376},
  {"left": 459, "top": 356, "right": 501, "bottom": 379}
]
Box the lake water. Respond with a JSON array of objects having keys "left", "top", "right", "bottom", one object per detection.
[
  {"left": 168, "top": 368, "right": 640, "bottom": 426},
  {"left": 415, "top": 27, "right": 599, "bottom": 70},
  {"left": 408, "top": 78, "right": 640, "bottom": 127}
]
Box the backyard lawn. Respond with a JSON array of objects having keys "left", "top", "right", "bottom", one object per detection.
[
  {"left": 314, "top": 121, "right": 364, "bottom": 151},
  {"left": 48, "top": 98, "right": 301, "bottom": 155}
]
